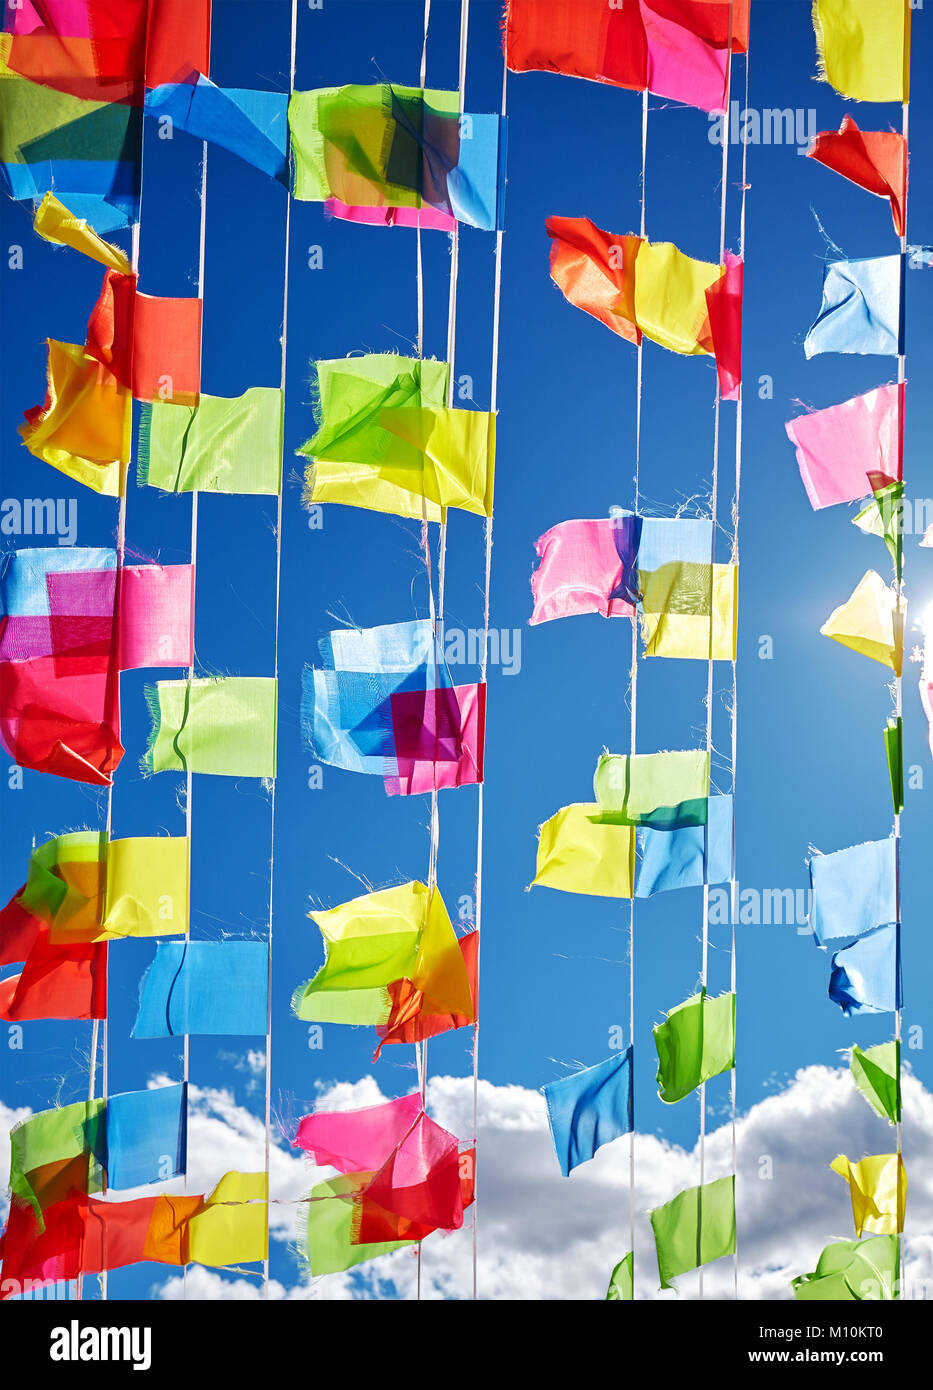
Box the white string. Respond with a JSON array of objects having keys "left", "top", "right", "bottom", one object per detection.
[
  {"left": 470, "top": 26, "right": 506, "bottom": 1310},
  {"left": 894, "top": 79, "right": 908, "bottom": 1300},
  {"left": 262, "top": 0, "right": 299, "bottom": 1302}
]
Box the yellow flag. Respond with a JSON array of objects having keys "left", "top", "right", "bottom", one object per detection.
[
  {"left": 532, "top": 803, "right": 635, "bottom": 898},
  {"left": 821, "top": 570, "right": 903, "bottom": 674},
  {"left": 814, "top": 0, "right": 909, "bottom": 103},
  {"left": 33, "top": 193, "right": 131, "bottom": 273},
  {"left": 101, "top": 837, "right": 190, "bottom": 941},
  {"left": 831, "top": 1153, "right": 906, "bottom": 1237},
  {"left": 634, "top": 241, "right": 721, "bottom": 356},
  {"left": 641, "top": 564, "right": 737, "bottom": 660},
  {"left": 19, "top": 340, "right": 130, "bottom": 496},
  {"left": 186, "top": 1172, "right": 269, "bottom": 1267}
]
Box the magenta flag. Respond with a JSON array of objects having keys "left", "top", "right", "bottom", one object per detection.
[
  {"left": 785, "top": 384, "right": 903, "bottom": 510},
  {"left": 530, "top": 519, "right": 636, "bottom": 625},
  {"left": 385, "top": 682, "right": 485, "bottom": 796}
]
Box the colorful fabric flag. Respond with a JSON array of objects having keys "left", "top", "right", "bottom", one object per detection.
[
  {"left": 649, "top": 1175, "right": 736, "bottom": 1290},
  {"left": 785, "top": 383, "right": 903, "bottom": 510},
  {"left": 807, "top": 117, "right": 907, "bottom": 236},
  {"left": 302, "top": 619, "right": 482, "bottom": 795},
  {"left": 0, "top": 651, "right": 122, "bottom": 783},
  {"left": 830, "top": 924, "right": 901, "bottom": 1017},
  {"left": 145, "top": 76, "right": 289, "bottom": 182},
  {"left": 503, "top": 0, "right": 748, "bottom": 112},
  {"left": 323, "top": 197, "right": 455, "bottom": 232},
  {"left": 85, "top": 268, "right": 202, "bottom": 405},
  {"left": 32, "top": 191, "right": 130, "bottom": 270},
  {"left": 529, "top": 517, "right": 636, "bottom": 624},
  {"left": 0, "top": 926, "right": 106, "bottom": 1021},
  {"left": 13, "top": 829, "right": 189, "bottom": 943},
  {"left": 532, "top": 803, "right": 636, "bottom": 898},
  {"left": 639, "top": 558, "right": 736, "bottom": 663},
  {"left": 293, "top": 1092, "right": 465, "bottom": 1233},
  {"left": 132, "top": 940, "right": 268, "bottom": 1037},
  {"left": 373, "top": 929, "right": 478, "bottom": 1060},
  {"left": 653, "top": 990, "right": 735, "bottom": 1104},
  {"left": 853, "top": 483, "right": 904, "bottom": 581},
  {"left": 300, "top": 355, "right": 493, "bottom": 521},
  {"left": 0, "top": 34, "right": 142, "bottom": 231},
  {"left": 851, "top": 1042, "right": 900, "bottom": 1125},
  {"left": 10, "top": 1084, "right": 186, "bottom": 1224},
  {"left": 288, "top": 84, "right": 505, "bottom": 230},
  {"left": 298, "top": 1172, "right": 416, "bottom": 1276},
  {"left": 793, "top": 1235, "right": 899, "bottom": 1301},
  {"left": 0, "top": 1170, "right": 264, "bottom": 1295},
  {"left": 606, "top": 1251, "right": 633, "bottom": 1300},
  {"left": 292, "top": 880, "right": 473, "bottom": 1028},
  {"left": 634, "top": 795, "right": 733, "bottom": 897},
  {"left": 1, "top": 547, "right": 193, "bottom": 671},
  {"left": 883, "top": 716, "right": 904, "bottom": 814},
  {"left": 831, "top": 1154, "right": 906, "bottom": 1237},
  {"left": 804, "top": 257, "right": 902, "bottom": 359},
  {"left": 543, "top": 1049, "right": 633, "bottom": 1177},
  {"left": 820, "top": 570, "right": 904, "bottom": 674},
  {"left": 594, "top": 749, "right": 710, "bottom": 828},
  {"left": 546, "top": 220, "right": 738, "bottom": 374},
  {"left": 138, "top": 387, "right": 283, "bottom": 495},
  {"left": 19, "top": 339, "right": 131, "bottom": 495},
  {"left": 813, "top": 0, "right": 909, "bottom": 103},
  {"left": 143, "top": 677, "right": 278, "bottom": 778},
  {"left": 808, "top": 838, "right": 897, "bottom": 946}
]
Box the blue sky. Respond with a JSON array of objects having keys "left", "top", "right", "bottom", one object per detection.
[{"left": 2, "top": 0, "right": 932, "bottom": 1301}]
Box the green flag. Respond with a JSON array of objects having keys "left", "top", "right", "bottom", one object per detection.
[
  {"left": 10, "top": 1101, "right": 106, "bottom": 1227},
  {"left": 298, "top": 1173, "right": 415, "bottom": 1275},
  {"left": 793, "top": 1234, "right": 899, "bottom": 1301},
  {"left": 138, "top": 387, "right": 283, "bottom": 495},
  {"left": 851, "top": 1042, "right": 900, "bottom": 1124},
  {"left": 883, "top": 717, "right": 903, "bottom": 815},
  {"left": 649, "top": 1176, "right": 735, "bottom": 1290},
  {"left": 594, "top": 749, "right": 710, "bottom": 827},
  {"left": 654, "top": 990, "right": 735, "bottom": 1104},
  {"left": 606, "top": 1251, "right": 633, "bottom": 1300},
  {"left": 143, "top": 677, "right": 277, "bottom": 778}
]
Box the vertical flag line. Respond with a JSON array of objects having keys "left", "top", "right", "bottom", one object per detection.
[
  {"left": 699, "top": 1, "right": 735, "bottom": 1303},
  {"left": 895, "top": 85, "right": 909, "bottom": 1301},
  {"left": 471, "top": 44, "right": 507, "bottom": 1307},
  {"left": 729, "top": 40, "right": 751, "bottom": 1305},
  {"left": 263, "top": 0, "right": 299, "bottom": 1303},
  {"left": 626, "top": 81, "right": 649, "bottom": 1302}
]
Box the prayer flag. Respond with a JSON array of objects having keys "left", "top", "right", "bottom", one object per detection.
[
  {"left": 820, "top": 570, "right": 904, "bottom": 674},
  {"left": 786, "top": 384, "right": 903, "bottom": 510},
  {"left": 830, "top": 924, "right": 901, "bottom": 1017},
  {"left": 543, "top": 1049, "right": 633, "bottom": 1177},
  {"left": 529, "top": 517, "right": 636, "bottom": 624},
  {"left": 298, "top": 1172, "right": 415, "bottom": 1275},
  {"left": 145, "top": 76, "right": 289, "bottom": 182},
  {"left": 649, "top": 1175, "right": 736, "bottom": 1289},
  {"left": 804, "top": 257, "right": 902, "bottom": 359},
  {"left": 606, "top": 1251, "right": 633, "bottom": 1300},
  {"left": 138, "top": 387, "right": 284, "bottom": 495},
  {"left": 594, "top": 749, "right": 710, "bottom": 828},
  {"left": 143, "top": 677, "right": 277, "bottom": 778},
  {"left": 132, "top": 940, "right": 269, "bottom": 1037},
  {"left": 85, "top": 268, "right": 202, "bottom": 405},
  {"left": 532, "top": 803, "right": 636, "bottom": 898},
  {"left": 807, "top": 116, "right": 907, "bottom": 236},
  {"left": 808, "top": 838, "right": 897, "bottom": 946},
  {"left": 653, "top": 990, "right": 735, "bottom": 1104},
  {"left": 0, "top": 928, "right": 106, "bottom": 1021},
  {"left": 32, "top": 191, "right": 130, "bottom": 270},
  {"left": 634, "top": 795, "right": 733, "bottom": 896},
  {"left": 793, "top": 1234, "right": 899, "bottom": 1301},
  {"left": 373, "top": 929, "right": 478, "bottom": 1059},
  {"left": 19, "top": 339, "right": 130, "bottom": 496},
  {"left": 831, "top": 1153, "right": 906, "bottom": 1237},
  {"left": 813, "top": 0, "right": 909, "bottom": 103},
  {"left": 851, "top": 1042, "right": 900, "bottom": 1125}
]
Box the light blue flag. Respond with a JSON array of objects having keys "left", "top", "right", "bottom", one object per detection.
[
  {"left": 145, "top": 78, "right": 290, "bottom": 183},
  {"left": 830, "top": 924, "right": 901, "bottom": 1017},
  {"left": 104, "top": 1084, "right": 187, "bottom": 1189},
  {"left": 446, "top": 113, "right": 507, "bottom": 231},
  {"left": 132, "top": 941, "right": 268, "bottom": 1037},
  {"left": 302, "top": 619, "right": 453, "bottom": 774},
  {"left": 634, "top": 794, "right": 732, "bottom": 898},
  {"left": 804, "top": 257, "right": 901, "bottom": 358},
  {"left": 809, "top": 839, "right": 896, "bottom": 946},
  {"left": 543, "top": 1049, "right": 633, "bottom": 1177},
  {"left": 0, "top": 547, "right": 115, "bottom": 616}
]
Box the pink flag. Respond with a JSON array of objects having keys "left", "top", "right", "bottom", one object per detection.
[
  {"left": 785, "top": 384, "right": 904, "bottom": 510},
  {"left": 324, "top": 199, "right": 456, "bottom": 232},
  {"left": 704, "top": 251, "right": 743, "bottom": 401},
  {"left": 118, "top": 564, "right": 194, "bottom": 669},
  {"left": 385, "top": 682, "right": 485, "bottom": 796},
  {"left": 530, "top": 518, "right": 636, "bottom": 625}
]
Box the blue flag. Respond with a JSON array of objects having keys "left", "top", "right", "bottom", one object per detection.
[
  {"left": 809, "top": 839, "right": 897, "bottom": 946},
  {"left": 804, "top": 257, "right": 901, "bottom": 358},
  {"left": 634, "top": 794, "right": 733, "bottom": 897},
  {"left": 830, "top": 924, "right": 901, "bottom": 1017},
  {"left": 133, "top": 941, "right": 269, "bottom": 1037},
  {"left": 543, "top": 1049, "right": 633, "bottom": 1177}
]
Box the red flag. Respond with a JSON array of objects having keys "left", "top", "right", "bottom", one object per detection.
[
  {"left": 373, "top": 931, "right": 478, "bottom": 1059},
  {"left": 86, "top": 270, "right": 202, "bottom": 406},
  {"left": 807, "top": 116, "right": 907, "bottom": 238},
  {"left": 0, "top": 925, "right": 107, "bottom": 1021},
  {"left": 545, "top": 217, "right": 642, "bottom": 344}
]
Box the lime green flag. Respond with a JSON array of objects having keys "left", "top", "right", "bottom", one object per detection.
[
  {"left": 853, "top": 481, "right": 903, "bottom": 580},
  {"left": 793, "top": 1234, "right": 899, "bottom": 1301},
  {"left": 143, "top": 678, "right": 277, "bottom": 778},
  {"left": 654, "top": 990, "right": 735, "bottom": 1104},
  {"left": 138, "top": 387, "right": 283, "bottom": 495},
  {"left": 531, "top": 803, "right": 635, "bottom": 898},
  {"left": 606, "top": 1252, "right": 633, "bottom": 1300},
  {"left": 649, "top": 1176, "right": 735, "bottom": 1290},
  {"left": 299, "top": 1173, "right": 415, "bottom": 1275},
  {"left": 883, "top": 718, "right": 903, "bottom": 815},
  {"left": 594, "top": 749, "right": 709, "bottom": 827},
  {"left": 851, "top": 1042, "right": 900, "bottom": 1125},
  {"left": 10, "top": 1100, "right": 106, "bottom": 1225}
]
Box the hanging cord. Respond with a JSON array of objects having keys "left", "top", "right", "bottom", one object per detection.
[
  {"left": 894, "top": 77, "right": 908, "bottom": 1300},
  {"left": 699, "top": 2, "right": 734, "bottom": 1302},
  {"left": 262, "top": 0, "right": 299, "bottom": 1303},
  {"left": 469, "top": 29, "right": 506, "bottom": 1310},
  {"left": 728, "top": 36, "right": 750, "bottom": 1306}
]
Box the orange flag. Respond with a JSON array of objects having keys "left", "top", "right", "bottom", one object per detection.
[{"left": 807, "top": 116, "right": 907, "bottom": 237}]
